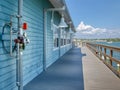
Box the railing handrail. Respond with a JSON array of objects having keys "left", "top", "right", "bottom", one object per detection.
[{"left": 89, "top": 43, "right": 120, "bottom": 51}]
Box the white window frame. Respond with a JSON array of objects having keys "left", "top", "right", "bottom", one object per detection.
[
  {"left": 67, "top": 33, "right": 71, "bottom": 44},
  {"left": 64, "top": 31, "right": 67, "bottom": 46},
  {"left": 61, "top": 29, "right": 65, "bottom": 46},
  {"left": 52, "top": 24, "right": 59, "bottom": 50}
]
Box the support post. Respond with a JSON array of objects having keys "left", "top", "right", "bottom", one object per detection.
[
  {"left": 104, "top": 48, "right": 106, "bottom": 61},
  {"left": 110, "top": 50, "right": 113, "bottom": 66},
  {"left": 100, "top": 47, "right": 102, "bottom": 59}
]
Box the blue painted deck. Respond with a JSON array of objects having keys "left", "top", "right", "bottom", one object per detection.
[{"left": 24, "top": 47, "right": 84, "bottom": 90}]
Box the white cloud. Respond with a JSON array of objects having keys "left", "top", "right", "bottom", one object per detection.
[
  {"left": 76, "top": 21, "right": 106, "bottom": 35},
  {"left": 76, "top": 21, "right": 93, "bottom": 31},
  {"left": 74, "top": 21, "right": 120, "bottom": 39}
]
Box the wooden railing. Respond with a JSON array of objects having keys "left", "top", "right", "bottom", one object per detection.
[{"left": 86, "top": 43, "right": 120, "bottom": 77}]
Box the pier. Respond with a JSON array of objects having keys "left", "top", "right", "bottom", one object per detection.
[
  {"left": 0, "top": 1, "right": 120, "bottom": 90},
  {"left": 24, "top": 46, "right": 120, "bottom": 90}
]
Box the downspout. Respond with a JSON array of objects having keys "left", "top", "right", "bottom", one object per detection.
[
  {"left": 59, "top": 29, "right": 61, "bottom": 57},
  {"left": 43, "top": 9, "right": 47, "bottom": 71},
  {"left": 70, "top": 33, "right": 73, "bottom": 48},
  {"left": 16, "top": 0, "right": 23, "bottom": 90}
]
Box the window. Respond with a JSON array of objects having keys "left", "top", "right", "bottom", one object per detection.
[
  {"left": 60, "top": 30, "right": 64, "bottom": 46},
  {"left": 64, "top": 39, "right": 66, "bottom": 45},
  {"left": 69, "top": 39, "right": 71, "bottom": 44},
  {"left": 64, "top": 31, "right": 67, "bottom": 45},
  {"left": 53, "top": 24, "right": 59, "bottom": 49},
  {"left": 67, "top": 39, "right": 69, "bottom": 44},
  {"left": 66, "top": 33, "right": 71, "bottom": 44},
  {"left": 60, "top": 39, "right": 63, "bottom": 46}
]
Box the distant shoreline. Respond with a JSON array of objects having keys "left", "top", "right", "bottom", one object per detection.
[{"left": 75, "top": 38, "right": 120, "bottom": 42}]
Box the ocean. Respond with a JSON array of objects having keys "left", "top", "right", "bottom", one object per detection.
[
  {"left": 94, "top": 42, "right": 120, "bottom": 70},
  {"left": 96, "top": 42, "right": 120, "bottom": 48},
  {"left": 95, "top": 42, "right": 120, "bottom": 59}
]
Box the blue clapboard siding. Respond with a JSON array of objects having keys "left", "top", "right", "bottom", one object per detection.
[
  {"left": 60, "top": 46, "right": 67, "bottom": 56},
  {"left": 0, "top": 0, "right": 18, "bottom": 90},
  {"left": 0, "top": 0, "right": 72, "bottom": 90},
  {"left": 22, "top": 0, "right": 44, "bottom": 86},
  {"left": 0, "top": 0, "right": 44, "bottom": 89},
  {"left": 60, "top": 44, "right": 72, "bottom": 56}
]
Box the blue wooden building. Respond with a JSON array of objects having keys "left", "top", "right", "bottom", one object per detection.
[{"left": 0, "top": 0, "right": 75, "bottom": 90}]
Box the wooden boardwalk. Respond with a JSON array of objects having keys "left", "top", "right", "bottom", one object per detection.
[
  {"left": 82, "top": 46, "right": 120, "bottom": 90},
  {"left": 24, "top": 47, "right": 120, "bottom": 90}
]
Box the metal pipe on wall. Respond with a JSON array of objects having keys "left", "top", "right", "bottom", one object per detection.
[
  {"left": 17, "top": 0, "right": 23, "bottom": 90},
  {"left": 10, "top": 21, "right": 13, "bottom": 56}
]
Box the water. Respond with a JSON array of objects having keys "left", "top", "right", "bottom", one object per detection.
[
  {"left": 94, "top": 42, "right": 120, "bottom": 70},
  {"left": 96, "top": 42, "right": 120, "bottom": 48},
  {"left": 95, "top": 42, "right": 120, "bottom": 60}
]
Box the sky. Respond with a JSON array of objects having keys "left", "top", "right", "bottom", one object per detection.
[{"left": 65, "top": 0, "right": 120, "bottom": 39}]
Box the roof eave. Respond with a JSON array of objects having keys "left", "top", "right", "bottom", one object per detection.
[{"left": 49, "top": 0, "right": 76, "bottom": 32}]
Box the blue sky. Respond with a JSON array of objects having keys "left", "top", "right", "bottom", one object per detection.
[{"left": 65, "top": 0, "right": 120, "bottom": 39}]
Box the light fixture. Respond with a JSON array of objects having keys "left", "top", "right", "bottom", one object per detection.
[
  {"left": 59, "top": 14, "right": 68, "bottom": 28},
  {"left": 51, "top": 12, "right": 54, "bottom": 31}
]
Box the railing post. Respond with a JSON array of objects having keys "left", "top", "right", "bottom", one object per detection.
[
  {"left": 117, "top": 64, "right": 120, "bottom": 72},
  {"left": 100, "top": 47, "right": 102, "bottom": 59},
  {"left": 104, "top": 48, "right": 106, "bottom": 61},
  {"left": 95, "top": 45, "right": 97, "bottom": 55},
  {"left": 110, "top": 50, "right": 113, "bottom": 66}
]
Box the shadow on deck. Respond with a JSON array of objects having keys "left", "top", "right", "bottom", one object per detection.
[{"left": 24, "top": 47, "right": 85, "bottom": 90}]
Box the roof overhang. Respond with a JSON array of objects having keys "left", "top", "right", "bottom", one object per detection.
[{"left": 49, "top": 0, "right": 76, "bottom": 32}]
